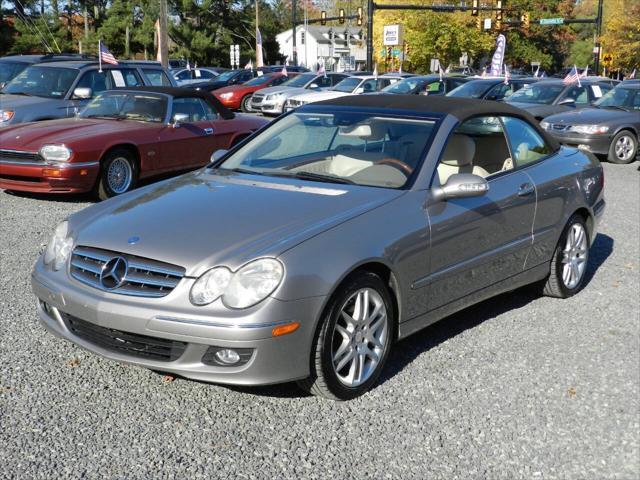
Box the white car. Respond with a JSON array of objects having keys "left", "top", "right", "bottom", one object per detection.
[{"left": 285, "top": 75, "right": 403, "bottom": 111}]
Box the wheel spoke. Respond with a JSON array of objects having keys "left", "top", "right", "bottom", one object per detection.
[
  {"left": 335, "top": 324, "right": 351, "bottom": 341},
  {"left": 363, "top": 345, "right": 380, "bottom": 362},
  {"left": 335, "top": 348, "right": 355, "bottom": 372}
]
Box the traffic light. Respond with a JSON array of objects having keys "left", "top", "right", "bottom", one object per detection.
[
  {"left": 496, "top": 0, "right": 503, "bottom": 29},
  {"left": 404, "top": 42, "right": 410, "bottom": 57},
  {"left": 476, "top": 17, "right": 482, "bottom": 30},
  {"left": 471, "top": 0, "right": 479, "bottom": 16},
  {"left": 357, "top": 6, "right": 363, "bottom": 26},
  {"left": 320, "top": 10, "right": 326, "bottom": 26},
  {"left": 339, "top": 8, "right": 345, "bottom": 24},
  {"left": 386, "top": 46, "right": 392, "bottom": 61},
  {"left": 521, "top": 11, "right": 530, "bottom": 30}
]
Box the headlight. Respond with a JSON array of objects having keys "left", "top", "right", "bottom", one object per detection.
[
  {"left": 0, "top": 110, "right": 14, "bottom": 122},
  {"left": 570, "top": 124, "right": 610, "bottom": 134},
  {"left": 219, "top": 92, "right": 233, "bottom": 99},
  {"left": 190, "top": 258, "right": 284, "bottom": 308},
  {"left": 43, "top": 221, "right": 74, "bottom": 271},
  {"left": 40, "top": 144, "right": 72, "bottom": 162},
  {"left": 540, "top": 121, "right": 550, "bottom": 130},
  {"left": 266, "top": 93, "right": 283, "bottom": 101}
]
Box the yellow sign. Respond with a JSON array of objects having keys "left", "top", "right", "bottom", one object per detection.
[{"left": 602, "top": 53, "right": 613, "bottom": 66}]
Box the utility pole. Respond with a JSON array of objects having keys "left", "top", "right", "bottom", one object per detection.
[
  {"left": 594, "top": 0, "right": 603, "bottom": 75},
  {"left": 125, "top": 25, "right": 130, "bottom": 59},
  {"left": 292, "top": 0, "right": 297, "bottom": 65},
  {"left": 366, "top": 0, "right": 373, "bottom": 71},
  {"left": 158, "top": 0, "right": 169, "bottom": 68}
]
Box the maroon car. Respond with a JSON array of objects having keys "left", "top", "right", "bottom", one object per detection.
[{"left": 0, "top": 87, "right": 268, "bottom": 199}]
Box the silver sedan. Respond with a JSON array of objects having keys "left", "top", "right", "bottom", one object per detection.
[{"left": 32, "top": 96, "right": 605, "bottom": 400}]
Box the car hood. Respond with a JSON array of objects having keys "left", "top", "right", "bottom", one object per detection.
[
  {"left": 0, "top": 117, "right": 151, "bottom": 150},
  {"left": 506, "top": 102, "right": 565, "bottom": 118},
  {"left": 543, "top": 107, "right": 639, "bottom": 124},
  {"left": 0, "top": 93, "right": 63, "bottom": 108},
  {"left": 293, "top": 91, "right": 350, "bottom": 103},
  {"left": 257, "top": 86, "right": 309, "bottom": 97},
  {"left": 215, "top": 85, "right": 249, "bottom": 95},
  {"left": 70, "top": 169, "right": 404, "bottom": 277}
]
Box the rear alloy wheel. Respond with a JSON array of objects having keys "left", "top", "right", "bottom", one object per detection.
[
  {"left": 543, "top": 214, "right": 590, "bottom": 298},
  {"left": 298, "top": 272, "right": 394, "bottom": 400},
  {"left": 241, "top": 95, "right": 253, "bottom": 113},
  {"left": 607, "top": 130, "right": 638, "bottom": 164},
  {"left": 97, "top": 149, "right": 137, "bottom": 200}
]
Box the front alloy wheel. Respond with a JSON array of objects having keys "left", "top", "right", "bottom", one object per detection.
[
  {"left": 298, "top": 271, "right": 394, "bottom": 400},
  {"left": 608, "top": 131, "right": 638, "bottom": 164}
]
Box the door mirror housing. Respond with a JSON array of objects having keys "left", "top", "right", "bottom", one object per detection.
[
  {"left": 210, "top": 149, "right": 228, "bottom": 163},
  {"left": 431, "top": 173, "right": 489, "bottom": 202},
  {"left": 309, "top": 83, "right": 319, "bottom": 89},
  {"left": 558, "top": 98, "right": 576, "bottom": 106},
  {"left": 73, "top": 87, "right": 92, "bottom": 99},
  {"left": 355, "top": 87, "right": 364, "bottom": 94},
  {"left": 172, "top": 113, "right": 189, "bottom": 128}
]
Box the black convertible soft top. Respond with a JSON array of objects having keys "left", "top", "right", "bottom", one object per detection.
[
  {"left": 313, "top": 95, "right": 560, "bottom": 150},
  {"left": 124, "top": 86, "right": 235, "bottom": 120}
]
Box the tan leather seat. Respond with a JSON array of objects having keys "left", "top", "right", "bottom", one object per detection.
[{"left": 437, "top": 134, "right": 489, "bottom": 185}]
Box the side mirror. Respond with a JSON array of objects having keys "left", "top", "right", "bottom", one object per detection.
[
  {"left": 558, "top": 98, "right": 576, "bottom": 106},
  {"left": 355, "top": 87, "right": 364, "bottom": 94},
  {"left": 431, "top": 173, "right": 489, "bottom": 202},
  {"left": 172, "top": 113, "right": 189, "bottom": 128},
  {"left": 210, "top": 149, "right": 228, "bottom": 163},
  {"left": 309, "top": 83, "right": 319, "bottom": 89},
  {"left": 73, "top": 87, "right": 92, "bottom": 99}
]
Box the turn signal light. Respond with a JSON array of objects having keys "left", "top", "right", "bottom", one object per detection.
[
  {"left": 272, "top": 322, "right": 300, "bottom": 337},
  {"left": 42, "top": 169, "right": 62, "bottom": 177}
]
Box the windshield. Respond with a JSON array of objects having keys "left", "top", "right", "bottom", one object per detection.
[
  {"left": 244, "top": 74, "right": 275, "bottom": 86},
  {"left": 507, "top": 83, "right": 565, "bottom": 104},
  {"left": 2, "top": 65, "right": 77, "bottom": 98},
  {"left": 595, "top": 86, "right": 639, "bottom": 109},
  {"left": 282, "top": 73, "right": 316, "bottom": 87},
  {"left": 447, "top": 81, "right": 493, "bottom": 98},
  {"left": 332, "top": 77, "right": 362, "bottom": 93},
  {"left": 215, "top": 111, "right": 436, "bottom": 189},
  {"left": 0, "top": 61, "right": 28, "bottom": 84},
  {"left": 216, "top": 70, "right": 239, "bottom": 81},
  {"left": 79, "top": 91, "right": 167, "bottom": 122},
  {"left": 382, "top": 77, "right": 426, "bottom": 94}
]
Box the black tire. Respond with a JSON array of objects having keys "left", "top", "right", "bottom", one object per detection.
[
  {"left": 543, "top": 214, "right": 590, "bottom": 298},
  {"left": 607, "top": 130, "right": 638, "bottom": 164},
  {"left": 96, "top": 148, "right": 138, "bottom": 201},
  {"left": 297, "top": 271, "right": 395, "bottom": 400},
  {"left": 240, "top": 95, "right": 252, "bottom": 113}
]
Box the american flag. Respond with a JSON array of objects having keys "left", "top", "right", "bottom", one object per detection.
[
  {"left": 629, "top": 69, "right": 636, "bottom": 79},
  {"left": 281, "top": 65, "right": 288, "bottom": 76},
  {"left": 504, "top": 65, "right": 510, "bottom": 85},
  {"left": 563, "top": 65, "right": 581, "bottom": 86},
  {"left": 99, "top": 41, "right": 118, "bottom": 65}
]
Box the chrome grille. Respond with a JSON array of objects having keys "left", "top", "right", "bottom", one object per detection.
[
  {"left": 70, "top": 246, "right": 185, "bottom": 298},
  {"left": 0, "top": 149, "right": 43, "bottom": 164},
  {"left": 251, "top": 94, "right": 264, "bottom": 104}
]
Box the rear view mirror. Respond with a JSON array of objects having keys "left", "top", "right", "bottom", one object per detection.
[
  {"left": 210, "top": 149, "right": 228, "bottom": 163},
  {"left": 73, "top": 87, "right": 92, "bottom": 99},
  {"left": 432, "top": 173, "right": 489, "bottom": 201}
]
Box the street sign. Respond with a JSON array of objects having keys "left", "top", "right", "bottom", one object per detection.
[
  {"left": 483, "top": 18, "right": 492, "bottom": 30},
  {"left": 229, "top": 44, "right": 240, "bottom": 68},
  {"left": 539, "top": 18, "right": 564, "bottom": 25},
  {"left": 392, "top": 49, "right": 401, "bottom": 57},
  {"left": 383, "top": 24, "right": 404, "bottom": 46}
]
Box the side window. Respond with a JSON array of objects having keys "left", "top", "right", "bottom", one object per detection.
[
  {"left": 501, "top": 116, "right": 553, "bottom": 167},
  {"left": 436, "top": 116, "right": 512, "bottom": 185},
  {"left": 331, "top": 75, "right": 346, "bottom": 86},
  {"left": 425, "top": 81, "right": 444, "bottom": 94},
  {"left": 632, "top": 91, "right": 640, "bottom": 110},
  {"left": 361, "top": 79, "right": 377, "bottom": 93},
  {"left": 197, "top": 70, "right": 215, "bottom": 79},
  {"left": 171, "top": 97, "right": 207, "bottom": 122},
  {"left": 175, "top": 70, "right": 191, "bottom": 80},
  {"left": 592, "top": 83, "right": 612, "bottom": 99},
  {"left": 239, "top": 71, "right": 253, "bottom": 82},
  {"left": 109, "top": 69, "right": 142, "bottom": 87},
  {"left": 143, "top": 69, "right": 172, "bottom": 86},
  {"left": 271, "top": 75, "right": 288, "bottom": 86},
  {"left": 76, "top": 70, "right": 109, "bottom": 95},
  {"left": 317, "top": 76, "right": 332, "bottom": 87},
  {"left": 560, "top": 86, "right": 589, "bottom": 105},
  {"left": 197, "top": 98, "right": 219, "bottom": 120},
  {"left": 486, "top": 83, "right": 509, "bottom": 100}
]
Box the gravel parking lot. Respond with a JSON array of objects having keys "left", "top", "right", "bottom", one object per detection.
[{"left": 0, "top": 162, "right": 638, "bottom": 479}]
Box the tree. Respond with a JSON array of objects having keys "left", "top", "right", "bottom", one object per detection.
[{"left": 599, "top": 0, "right": 640, "bottom": 71}]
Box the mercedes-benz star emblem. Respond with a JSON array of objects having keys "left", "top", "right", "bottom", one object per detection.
[{"left": 100, "top": 256, "right": 128, "bottom": 290}]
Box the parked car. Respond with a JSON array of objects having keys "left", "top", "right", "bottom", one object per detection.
[
  {"left": 187, "top": 69, "right": 258, "bottom": 92},
  {"left": 168, "top": 59, "right": 187, "bottom": 70},
  {"left": 0, "top": 87, "right": 268, "bottom": 198},
  {"left": 258, "top": 65, "right": 309, "bottom": 73},
  {"left": 249, "top": 72, "right": 348, "bottom": 115},
  {"left": 540, "top": 82, "right": 640, "bottom": 164},
  {"left": 173, "top": 67, "right": 224, "bottom": 85},
  {"left": 505, "top": 77, "right": 619, "bottom": 120},
  {"left": 0, "top": 60, "right": 176, "bottom": 126},
  {"left": 31, "top": 96, "right": 604, "bottom": 400},
  {"left": 0, "top": 53, "right": 94, "bottom": 88},
  {"left": 377, "top": 75, "right": 471, "bottom": 96},
  {"left": 447, "top": 77, "right": 539, "bottom": 101},
  {"left": 214, "top": 72, "right": 298, "bottom": 112},
  {"left": 284, "top": 75, "right": 403, "bottom": 111}
]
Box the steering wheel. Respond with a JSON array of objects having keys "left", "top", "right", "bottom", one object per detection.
[{"left": 376, "top": 158, "right": 414, "bottom": 175}]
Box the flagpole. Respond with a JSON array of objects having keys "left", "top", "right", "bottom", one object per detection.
[{"left": 98, "top": 39, "right": 102, "bottom": 72}]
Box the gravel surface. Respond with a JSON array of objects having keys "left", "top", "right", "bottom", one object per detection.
[{"left": 1, "top": 162, "right": 638, "bottom": 479}]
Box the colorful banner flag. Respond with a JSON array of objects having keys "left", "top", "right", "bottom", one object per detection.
[{"left": 489, "top": 34, "right": 506, "bottom": 76}]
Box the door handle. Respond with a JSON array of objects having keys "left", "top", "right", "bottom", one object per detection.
[
  {"left": 204, "top": 128, "right": 214, "bottom": 135},
  {"left": 517, "top": 183, "right": 535, "bottom": 197}
]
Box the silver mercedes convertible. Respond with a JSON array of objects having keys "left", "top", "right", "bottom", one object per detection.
[{"left": 32, "top": 96, "right": 605, "bottom": 400}]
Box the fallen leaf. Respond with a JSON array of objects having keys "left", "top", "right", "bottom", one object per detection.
[
  {"left": 161, "top": 374, "right": 175, "bottom": 383},
  {"left": 568, "top": 386, "right": 577, "bottom": 398},
  {"left": 65, "top": 358, "right": 81, "bottom": 368}
]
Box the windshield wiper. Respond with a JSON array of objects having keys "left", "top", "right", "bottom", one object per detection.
[
  {"left": 601, "top": 105, "right": 630, "bottom": 111},
  {"left": 270, "top": 170, "right": 356, "bottom": 185},
  {"left": 84, "top": 114, "right": 127, "bottom": 120},
  {"left": 7, "top": 91, "right": 32, "bottom": 96}
]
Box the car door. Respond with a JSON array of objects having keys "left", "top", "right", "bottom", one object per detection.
[
  {"left": 424, "top": 116, "right": 536, "bottom": 309},
  {"left": 158, "top": 96, "right": 218, "bottom": 171}
]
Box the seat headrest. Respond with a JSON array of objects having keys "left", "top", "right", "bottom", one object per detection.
[{"left": 441, "top": 134, "right": 475, "bottom": 167}]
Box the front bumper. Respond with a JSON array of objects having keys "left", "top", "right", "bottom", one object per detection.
[
  {"left": 0, "top": 160, "right": 99, "bottom": 193},
  {"left": 257, "top": 99, "right": 286, "bottom": 116},
  {"left": 217, "top": 96, "right": 241, "bottom": 110},
  {"left": 31, "top": 257, "right": 325, "bottom": 386},
  {"left": 546, "top": 132, "right": 612, "bottom": 156}
]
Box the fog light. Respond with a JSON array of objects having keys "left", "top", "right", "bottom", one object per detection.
[{"left": 215, "top": 349, "right": 240, "bottom": 365}]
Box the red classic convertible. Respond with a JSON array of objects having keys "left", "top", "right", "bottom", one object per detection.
[{"left": 0, "top": 87, "right": 268, "bottom": 199}]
